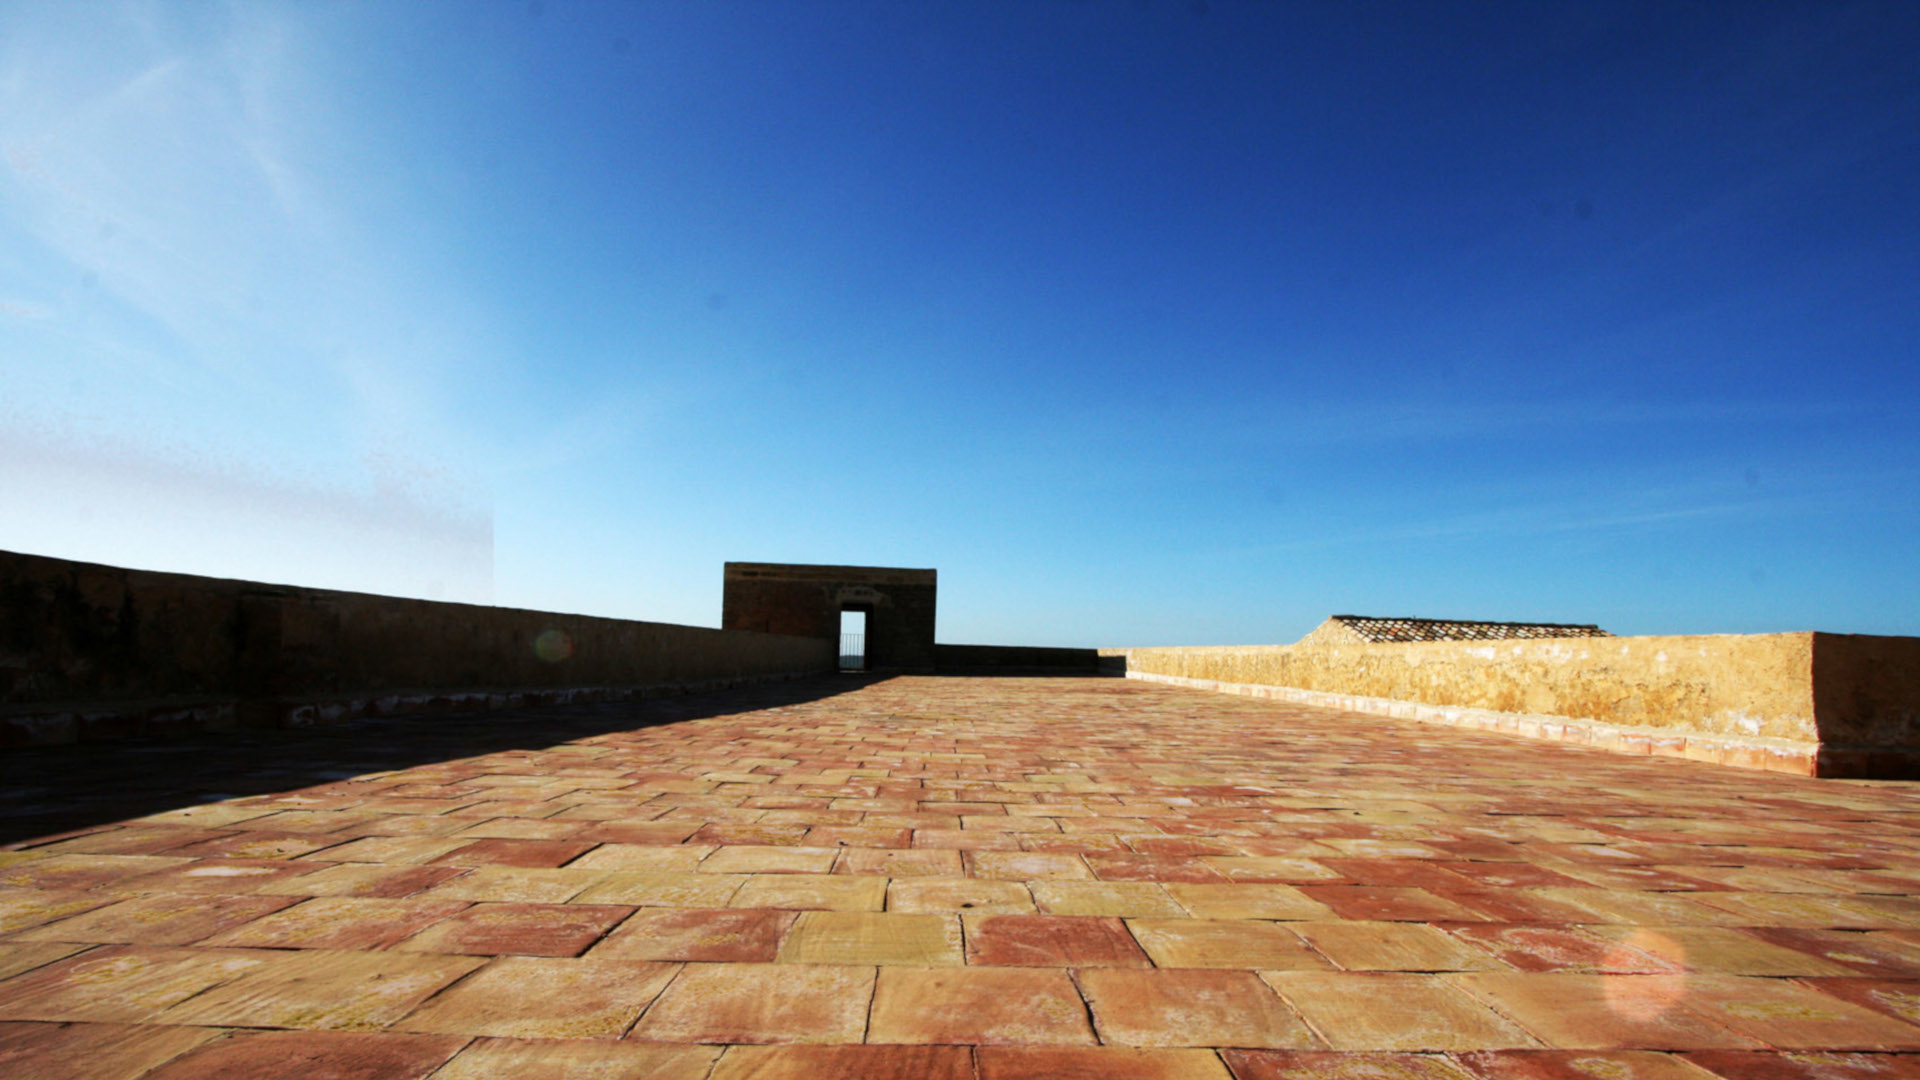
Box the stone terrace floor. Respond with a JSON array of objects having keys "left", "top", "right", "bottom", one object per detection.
[{"left": 5, "top": 675, "right": 1920, "bottom": 1079}]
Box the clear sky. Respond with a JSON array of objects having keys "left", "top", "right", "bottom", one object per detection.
[{"left": 3, "top": 1, "right": 1917, "bottom": 647}]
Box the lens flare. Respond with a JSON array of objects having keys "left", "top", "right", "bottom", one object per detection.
[{"left": 534, "top": 629, "right": 573, "bottom": 662}]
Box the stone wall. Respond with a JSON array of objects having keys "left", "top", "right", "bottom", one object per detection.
[
  {"left": 1104, "top": 632, "right": 1920, "bottom": 778},
  {"left": 1, "top": 550, "right": 835, "bottom": 746},
  {"left": 722, "top": 562, "right": 937, "bottom": 671},
  {"left": 933, "top": 644, "right": 1101, "bottom": 673}
]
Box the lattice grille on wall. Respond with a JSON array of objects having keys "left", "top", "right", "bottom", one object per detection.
[{"left": 1318, "top": 615, "right": 1610, "bottom": 643}]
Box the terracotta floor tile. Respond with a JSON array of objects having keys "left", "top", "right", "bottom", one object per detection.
[
  {"left": 0, "top": 853, "right": 195, "bottom": 891},
  {"left": 11, "top": 892, "right": 298, "bottom": 945},
  {"left": 573, "top": 870, "right": 748, "bottom": 907},
  {"left": 159, "top": 948, "right": 481, "bottom": 1029},
  {"left": 977, "top": 1046, "right": 1233, "bottom": 1079},
  {"left": 1297, "top": 886, "right": 1487, "bottom": 922},
  {"left": 1220, "top": 1050, "right": 1480, "bottom": 1079},
  {"left": 1203, "top": 858, "right": 1344, "bottom": 884},
  {"left": 1690, "top": 892, "right": 1920, "bottom": 930},
  {"left": 1660, "top": 974, "right": 1920, "bottom": 1050},
  {"left": 967, "top": 851, "right": 1094, "bottom": 880},
  {"left": 1799, "top": 978, "right": 1920, "bottom": 1027},
  {"left": 398, "top": 956, "right": 677, "bottom": 1038},
  {"left": 289, "top": 835, "right": 467, "bottom": 864},
  {"left": 1679, "top": 1050, "right": 1920, "bottom": 1079},
  {"left": 1264, "top": 972, "right": 1539, "bottom": 1051},
  {"left": 1031, "top": 881, "right": 1186, "bottom": 917},
  {"left": 392, "top": 901, "right": 632, "bottom": 956},
  {"left": 0, "top": 887, "right": 120, "bottom": 933},
  {"left": 1450, "top": 973, "right": 1760, "bottom": 1049},
  {"left": 1523, "top": 889, "right": 1745, "bottom": 927},
  {"left": 1088, "top": 855, "right": 1230, "bottom": 884},
  {"left": 431, "top": 838, "right": 596, "bottom": 868},
  {"left": 835, "top": 847, "right": 964, "bottom": 877},
  {"left": 1743, "top": 929, "right": 1920, "bottom": 977},
  {"left": 867, "top": 965, "right": 1096, "bottom": 1045},
  {"left": 570, "top": 822, "right": 702, "bottom": 846},
  {"left": 592, "top": 907, "right": 796, "bottom": 962},
  {"left": 1441, "top": 924, "right": 1681, "bottom": 974},
  {"left": 139, "top": 1029, "right": 468, "bottom": 1080},
  {"left": 1127, "top": 918, "right": 1331, "bottom": 970},
  {"left": 1454, "top": 1050, "right": 1723, "bottom": 1079},
  {"left": 0, "top": 941, "right": 88, "bottom": 981},
  {"left": 1291, "top": 921, "right": 1506, "bottom": 972},
  {"left": 701, "top": 846, "right": 841, "bottom": 875},
  {"left": 777, "top": 911, "right": 963, "bottom": 964},
  {"left": 568, "top": 843, "right": 714, "bottom": 872},
  {"left": 1080, "top": 968, "right": 1315, "bottom": 1048},
  {"left": 1582, "top": 926, "right": 1862, "bottom": 976},
  {"left": 709, "top": 1044, "right": 974, "bottom": 1080},
  {"left": 628, "top": 962, "right": 874, "bottom": 1044},
  {"left": 1164, "top": 883, "right": 1336, "bottom": 920},
  {"left": 199, "top": 896, "right": 469, "bottom": 949},
  {"left": 888, "top": 877, "right": 1037, "bottom": 914},
  {"left": 807, "top": 826, "right": 916, "bottom": 849},
  {"left": 435, "top": 1037, "right": 724, "bottom": 1080},
  {"left": 23, "top": 675, "right": 1920, "bottom": 1065},
  {"left": 964, "top": 914, "right": 1151, "bottom": 967},
  {"left": 732, "top": 873, "right": 888, "bottom": 911},
  {"left": 254, "top": 862, "right": 464, "bottom": 899},
  {"left": 0, "top": 1020, "right": 224, "bottom": 1080},
  {"left": 0, "top": 945, "right": 275, "bottom": 1022},
  {"left": 415, "top": 865, "right": 605, "bottom": 902},
  {"left": 458, "top": 816, "right": 590, "bottom": 840}
]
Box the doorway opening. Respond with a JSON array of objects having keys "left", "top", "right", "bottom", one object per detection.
[{"left": 838, "top": 609, "right": 867, "bottom": 671}]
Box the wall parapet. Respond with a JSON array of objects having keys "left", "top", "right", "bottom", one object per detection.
[
  {"left": 1103, "top": 632, "right": 1920, "bottom": 778},
  {"left": 1, "top": 549, "right": 835, "bottom": 747}
]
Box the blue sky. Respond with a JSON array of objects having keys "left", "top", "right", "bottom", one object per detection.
[{"left": 3, "top": 1, "right": 1917, "bottom": 646}]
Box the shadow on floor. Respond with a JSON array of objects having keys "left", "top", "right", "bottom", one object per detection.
[{"left": 0, "top": 674, "right": 876, "bottom": 845}]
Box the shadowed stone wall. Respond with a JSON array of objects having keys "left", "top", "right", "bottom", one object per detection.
[
  {"left": 1, "top": 549, "right": 834, "bottom": 746},
  {"left": 723, "top": 562, "right": 937, "bottom": 671},
  {"left": 933, "top": 644, "right": 1101, "bottom": 673}
]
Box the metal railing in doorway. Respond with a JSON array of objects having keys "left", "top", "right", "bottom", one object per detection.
[{"left": 839, "top": 633, "right": 866, "bottom": 671}]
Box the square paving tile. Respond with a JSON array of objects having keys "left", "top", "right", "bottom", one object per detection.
[
  {"left": 708, "top": 1044, "right": 974, "bottom": 1079},
  {"left": 888, "top": 877, "right": 1037, "bottom": 914},
  {"left": 700, "top": 846, "right": 840, "bottom": 875},
  {"left": 627, "top": 962, "right": 874, "bottom": 1044},
  {"left": 976, "top": 1046, "right": 1234, "bottom": 1079},
  {"left": 397, "top": 956, "right": 678, "bottom": 1038},
  {"left": 592, "top": 907, "right": 797, "bottom": 962},
  {"left": 12, "top": 892, "right": 299, "bottom": 945},
  {"left": 158, "top": 948, "right": 482, "bottom": 1029},
  {"left": 776, "top": 911, "right": 963, "bottom": 965},
  {"left": 1451, "top": 973, "right": 1762, "bottom": 1049},
  {"left": 1264, "top": 972, "right": 1541, "bottom": 1051},
  {"left": 255, "top": 863, "right": 466, "bottom": 899},
  {"left": 0, "top": 945, "right": 276, "bottom": 1022},
  {"left": 1079, "top": 968, "right": 1316, "bottom": 1048},
  {"left": 731, "top": 873, "right": 888, "bottom": 911},
  {"left": 392, "top": 901, "right": 632, "bottom": 956},
  {"left": 139, "top": 1029, "right": 468, "bottom": 1080},
  {"left": 1126, "top": 918, "right": 1332, "bottom": 970},
  {"left": 0, "top": 1020, "right": 224, "bottom": 1080},
  {"left": 867, "top": 966, "right": 1096, "bottom": 1045},
  {"left": 1290, "top": 921, "right": 1506, "bottom": 971},
  {"left": 1030, "top": 881, "right": 1186, "bottom": 917},
  {"left": 964, "top": 914, "right": 1151, "bottom": 967},
  {"left": 434, "top": 1037, "right": 723, "bottom": 1079},
  {"left": 199, "top": 897, "right": 470, "bottom": 950}
]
